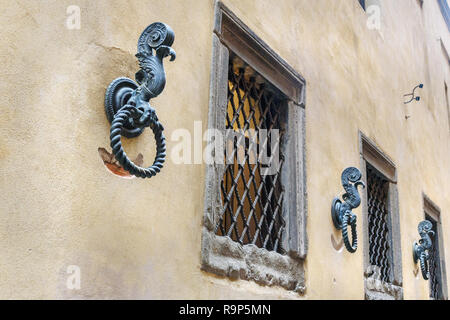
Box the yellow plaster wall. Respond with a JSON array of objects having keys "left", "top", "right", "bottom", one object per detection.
[{"left": 0, "top": 0, "right": 448, "bottom": 299}]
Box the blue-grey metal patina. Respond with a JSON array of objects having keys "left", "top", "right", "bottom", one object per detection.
[
  {"left": 331, "top": 167, "right": 365, "bottom": 253},
  {"left": 413, "top": 220, "right": 435, "bottom": 280},
  {"left": 104, "top": 22, "right": 175, "bottom": 178}
]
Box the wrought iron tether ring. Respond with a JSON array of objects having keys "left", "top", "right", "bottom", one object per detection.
[
  {"left": 109, "top": 102, "right": 166, "bottom": 178},
  {"left": 331, "top": 167, "right": 365, "bottom": 253},
  {"left": 413, "top": 220, "right": 435, "bottom": 280},
  {"left": 104, "top": 22, "right": 176, "bottom": 178}
]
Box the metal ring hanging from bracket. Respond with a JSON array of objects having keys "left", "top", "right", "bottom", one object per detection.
[
  {"left": 413, "top": 220, "right": 435, "bottom": 280},
  {"left": 331, "top": 167, "right": 365, "bottom": 253},
  {"left": 104, "top": 22, "right": 176, "bottom": 178}
]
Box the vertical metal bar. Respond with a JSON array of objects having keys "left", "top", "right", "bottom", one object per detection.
[
  {"left": 216, "top": 54, "right": 286, "bottom": 254},
  {"left": 367, "top": 165, "right": 393, "bottom": 283},
  {"left": 426, "top": 214, "right": 442, "bottom": 299}
]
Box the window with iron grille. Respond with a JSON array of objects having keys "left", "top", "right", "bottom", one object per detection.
[
  {"left": 201, "top": 2, "right": 307, "bottom": 293},
  {"left": 360, "top": 133, "right": 403, "bottom": 300},
  {"left": 366, "top": 165, "right": 393, "bottom": 283},
  {"left": 215, "top": 55, "right": 287, "bottom": 254},
  {"left": 422, "top": 195, "right": 448, "bottom": 300},
  {"left": 426, "top": 214, "right": 443, "bottom": 300}
]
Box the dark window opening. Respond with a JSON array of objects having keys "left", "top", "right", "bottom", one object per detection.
[
  {"left": 366, "top": 164, "right": 393, "bottom": 283},
  {"left": 426, "top": 214, "right": 444, "bottom": 300},
  {"left": 215, "top": 54, "right": 287, "bottom": 254}
]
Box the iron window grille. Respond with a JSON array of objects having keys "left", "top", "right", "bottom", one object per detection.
[
  {"left": 360, "top": 133, "right": 402, "bottom": 300},
  {"left": 426, "top": 214, "right": 443, "bottom": 300},
  {"left": 201, "top": 2, "right": 306, "bottom": 293},
  {"left": 366, "top": 164, "right": 393, "bottom": 283},
  {"left": 215, "top": 55, "right": 287, "bottom": 254}
]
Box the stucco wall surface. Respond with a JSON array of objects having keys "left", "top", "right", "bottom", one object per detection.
[{"left": 0, "top": 0, "right": 449, "bottom": 299}]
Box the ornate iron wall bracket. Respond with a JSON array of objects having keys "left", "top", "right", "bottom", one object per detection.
[
  {"left": 331, "top": 167, "right": 365, "bottom": 253},
  {"left": 104, "top": 22, "right": 176, "bottom": 178},
  {"left": 413, "top": 220, "right": 435, "bottom": 280}
]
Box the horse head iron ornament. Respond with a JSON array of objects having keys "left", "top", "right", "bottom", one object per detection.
[
  {"left": 105, "top": 22, "right": 176, "bottom": 178},
  {"left": 413, "top": 220, "right": 435, "bottom": 280},
  {"left": 331, "top": 167, "right": 365, "bottom": 253}
]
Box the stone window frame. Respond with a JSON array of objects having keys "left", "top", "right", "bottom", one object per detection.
[
  {"left": 201, "top": 1, "right": 307, "bottom": 293},
  {"left": 358, "top": 132, "right": 403, "bottom": 300},
  {"left": 422, "top": 194, "right": 448, "bottom": 300}
]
